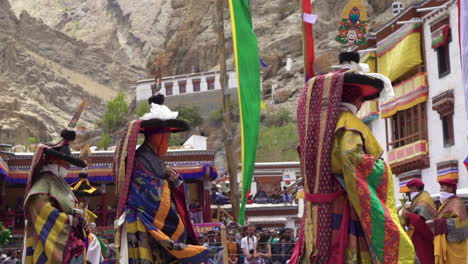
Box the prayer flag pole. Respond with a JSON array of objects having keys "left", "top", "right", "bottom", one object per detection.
[{"left": 216, "top": 0, "right": 240, "bottom": 222}]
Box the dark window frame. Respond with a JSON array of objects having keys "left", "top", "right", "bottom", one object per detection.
[
  {"left": 164, "top": 82, "right": 173, "bottom": 96},
  {"left": 441, "top": 113, "right": 455, "bottom": 147},
  {"left": 178, "top": 80, "right": 187, "bottom": 94},
  {"left": 207, "top": 77, "right": 215, "bottom": 90},
  {"left": 436, "top": 30, "right": 452, "bottom": 78},
  {"left": 386, "top": 103, "right": 428, "bottom": 150},
  {"left": 192, "top": 79, "right": 201, "bottom": 92}
]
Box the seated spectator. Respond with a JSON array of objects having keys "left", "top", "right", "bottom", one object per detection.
[
  {"left": 281, "top": 187, "right": 292, "bottom": 204},
  {"left": 270, "top": 189, "right": 283, "bottom": 204},
  {"left": 213, "top": 186, "right": 231, "bottom": 205},
  {"left": 253, "top": 188, "right": 269, "bottom": 204},
  {"left": 247, "top": 194, "right": 254, "bottom": 204},
  {"left": 3, "top": 206, "right": 15, "bottom": 229}
]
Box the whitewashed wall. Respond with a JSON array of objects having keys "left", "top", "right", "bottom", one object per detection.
[
  {"left": 366, "top": 4, "right": 468, "bottom": 201},
  {"left": 421, "top": 5, "right": 468, "bottom": 193}
]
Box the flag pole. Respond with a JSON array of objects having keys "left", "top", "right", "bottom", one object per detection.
[{"left": 216, "top": 0, "right": 239, "bottom": 222}]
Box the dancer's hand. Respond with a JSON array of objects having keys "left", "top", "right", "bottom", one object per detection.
[{"left": 167, "top": 167, "right": 180, "bottom": 181}]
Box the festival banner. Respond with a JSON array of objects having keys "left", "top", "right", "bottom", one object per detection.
[
  {"left": 228, "top": 0, "right": 261, "bottom": 225},
  {"left": 461, "top": 0, "right": 468, "bottom": 118},
  {"left": 192, "top": 222, "right": 223, "bottom": 237},
  {"left": 377, "top": 23, "right": 423, "bottom": 82}
]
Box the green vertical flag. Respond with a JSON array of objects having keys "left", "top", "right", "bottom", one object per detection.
[{"left": 228, "top": 0, "right": 261, "bottom": 225}]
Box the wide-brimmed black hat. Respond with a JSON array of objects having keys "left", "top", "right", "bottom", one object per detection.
[
  {"left": 42, "top": 129, "right": 87, "bottom": 168},
  {"left": 343, "top": 72, "right": 384, "bottom": 101},
  {"left": 338, "top": 52, "right": 385, "bottom": 101},
  {"left": 139, "top": 94, "right": 190, "bottom": 134}
]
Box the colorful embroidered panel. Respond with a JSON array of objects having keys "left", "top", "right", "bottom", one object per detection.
[
  {"left": 436, "top": 160, "right": 459, "bottom": 181},
  {"left": 381, "top": 72, "right": 428, "bottom": 118},
  {"left": 377, "top": 23, "right": 423, "bottom": 81}
]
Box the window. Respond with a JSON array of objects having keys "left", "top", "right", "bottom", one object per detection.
[
  {"left": 441, "top": 115, "right": 454, "bottom": 147},
  {"left": 178, "top": 80, "right": 187, "bottom": 94},
  {"left": 431, "top": 19, "right": 451, "bottom": 78},
  {"left": 164, "top": 82, "right": 173, "bottom": 96},
  {"left": 192, "top": 79, "right": 201, "bottom": 92},
  {"left": 432, "top": 90, "right": 455, "bottom": 148},
  {"left": 436, "top": 43, "right": 450, "bottom": 77},
  {"left": 387, "top": 103, "right": 427, "bottom": 150},
  {"left": 207, "top": 77, "right": 215, "bottom": 90}
]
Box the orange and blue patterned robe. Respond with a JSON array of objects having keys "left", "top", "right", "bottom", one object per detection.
[{"left": 122, "top": 144, "right": 207, "bottom": 264}]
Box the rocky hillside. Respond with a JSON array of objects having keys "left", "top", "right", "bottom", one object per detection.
[
  {"left": 2, "top": 0, "right": 398, "bottom": 145},
  {"left": 0, "top": 0, "right": 145, "bottom": 144}
]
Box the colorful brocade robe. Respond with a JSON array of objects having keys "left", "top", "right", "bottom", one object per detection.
[
  {"left": 406, "top": 191, "right": 436, "bottom": 264},
  {"left": 119, "top": 144, "right": 207, "bottom": 264},
  {"left": 432, "top": 196, "right": 468, "bottom": 264},
  {"left": 23, "top": 172, "right": 85, "bottom": 264},
  {"left": 328, "top": 110, "right": 415, "bottom": 264}
]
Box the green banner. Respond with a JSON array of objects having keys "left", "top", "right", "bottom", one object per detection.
[{"left": 228, "top": 0, "right": 261, "bottom": 225}]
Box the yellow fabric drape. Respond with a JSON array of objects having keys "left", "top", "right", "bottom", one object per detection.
[
  {"left": 377, "top": 24, "right": 422, "bottom": 82},
  {"left": 434, "top": 234, "right": 467, "bottom": 264}
]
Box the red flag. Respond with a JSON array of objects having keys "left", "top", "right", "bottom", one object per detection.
[{"left": 302, "top": 0, "right": 315, "bottom": 80}]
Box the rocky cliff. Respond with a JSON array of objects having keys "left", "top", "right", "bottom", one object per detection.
[
  {"left": 0, "top": 0, "right": 145, "bottom": 144},
  {"left": 2, "top": 0, "right": 398, "bottom": 145}
]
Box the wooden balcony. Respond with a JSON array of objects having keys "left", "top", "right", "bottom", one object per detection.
[{"left": 387, "top": 140, "right": 430, "bottom": 174}]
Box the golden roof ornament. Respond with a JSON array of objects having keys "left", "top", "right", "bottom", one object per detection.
[{"left": 336, "top": 0, "right": 369, "bottom": 47}]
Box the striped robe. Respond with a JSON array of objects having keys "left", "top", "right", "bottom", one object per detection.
[
  {"left": 23, "top": 172, "right": 85, "bottom": 264},
  {"left": 329, "top": 111, "right": 415, "bottom": 264}
]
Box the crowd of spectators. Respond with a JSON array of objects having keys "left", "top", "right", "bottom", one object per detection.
[
  {"left": 212, "top": 185, "right": 294, "bottom": 206},
  {"left": 198, "top": 223, "right": 295, "bottom": 264},
  {"left": 251, "top": 187, "right": 292, "bottom": 205}
]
